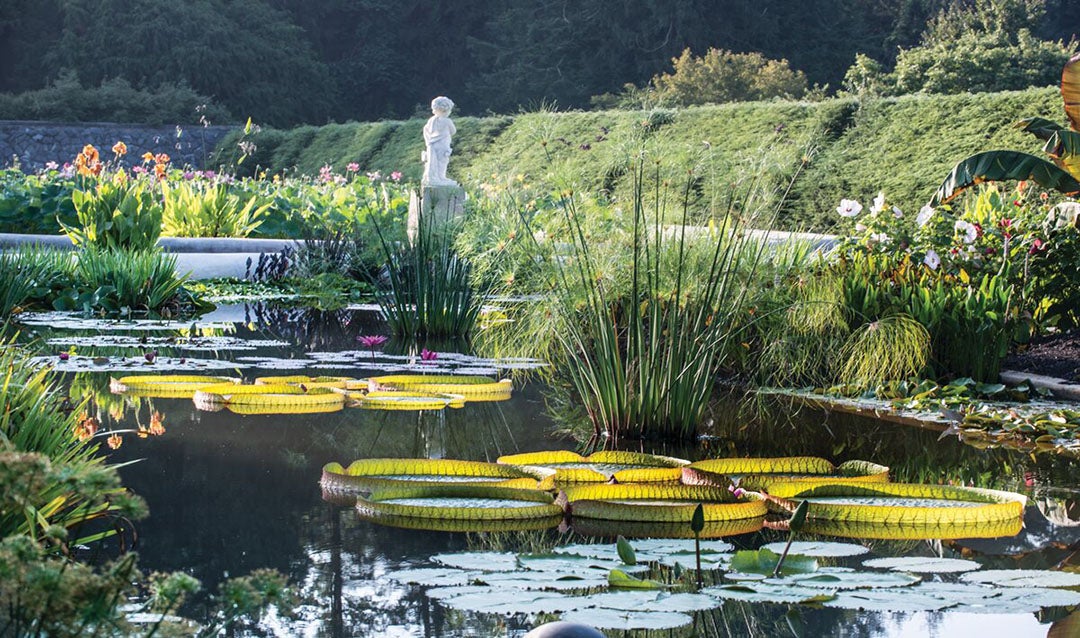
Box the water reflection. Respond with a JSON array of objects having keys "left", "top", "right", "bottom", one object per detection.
[{"left": 33, "top": 306, "right": 1080, "bottom": 636}]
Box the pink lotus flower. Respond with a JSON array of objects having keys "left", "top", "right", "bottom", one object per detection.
[
  {"left": 346, "top": 162, "right": 360, "bottom": 173},
  {"left": 391, "top": 171, "right": 403, "bottom": 182}
]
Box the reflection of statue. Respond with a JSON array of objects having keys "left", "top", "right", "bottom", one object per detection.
[{"left": 422, "top": 96, "right": 457, "bottom": 186}]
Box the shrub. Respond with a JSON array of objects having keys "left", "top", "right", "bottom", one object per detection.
[{"left": 647, "top": 48, "right": 809, "bottom": 107}]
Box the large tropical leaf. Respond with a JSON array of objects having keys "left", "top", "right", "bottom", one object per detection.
[
  {"left": 930, "top": 151, "right": 1080, "bottom": 206},
  {"left": 1064, "top": 52, "right": 1080, "bottom": 131},
  {"left": 1043, "top": 129, "right": 1080, "bottom": 180},
  {"left": 1019, "top": 116, "right": 1066, "bottom": 140}
]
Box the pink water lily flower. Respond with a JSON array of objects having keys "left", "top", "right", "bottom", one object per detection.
[
  {"left": 358, "top": 335, "right": 388, "bottom": 348},
  {"left": 420, "top": 349, "right": 438, "bottom": 362}
]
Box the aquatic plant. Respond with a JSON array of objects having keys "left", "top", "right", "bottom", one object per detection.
[
  {"left": 69, "top": 248, "right": 192, "bottom": 313},
  {"left": 504, "top": 158, "right": 799, "bottom": 441},
  {"left": 372, "top": 215, "right": 484, "bottom": 339},
  {"left": 0, "top": 245, "right": 76, "bottom": 316}
]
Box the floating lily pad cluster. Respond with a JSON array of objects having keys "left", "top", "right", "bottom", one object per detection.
[
  {"left": 321, "top": 453, "right": 1028, "bottom": 540},
  {"left": 109, "top": 373, "right": 514, "bottom": 415},
  {"left": 383, "top": 538, "right": 1080, "bottom": 631}
]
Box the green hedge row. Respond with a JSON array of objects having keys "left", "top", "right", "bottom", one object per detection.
[{"left": 212, "top": 86, "right": 1064, "bottom": 230}]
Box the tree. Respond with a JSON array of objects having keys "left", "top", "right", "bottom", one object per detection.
[{"left": 648, "top": 48, "right": 808, "bottom": 106}]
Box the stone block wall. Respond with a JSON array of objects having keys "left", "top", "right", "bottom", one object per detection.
[{"left": 0, "top": 120, "right": 235, "bottom": 171}]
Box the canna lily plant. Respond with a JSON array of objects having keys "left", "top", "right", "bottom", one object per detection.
[{"left": 930, "top": 53, "right": 1080, "bottom": 205}]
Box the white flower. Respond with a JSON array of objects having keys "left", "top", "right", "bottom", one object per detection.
[
  {"left": 954, "top": 220, "right": 977, "bottom": 244},
  {"left": 870, "top": 232, "right": 890, "bottom": 244},
  {"left": 924, "top": 249, "right": 940, "bottom": 270},
  {"left": 892, "top": 206, "right": 903, "bottom": 219},
  {"left": 870, "top": 192, "right": 886, "bottom": 215},
  {"left": 855, "top": 223, "right": 867, "bottom": 232},
  {"left": 533, "top": 229, "right": 547, "bottom": 243},
  {"left": 916, "top": 205, "right": 934, "bottom": 227},
  {"left": 837, "top": 199, "right": 862, "bottom": 217}
]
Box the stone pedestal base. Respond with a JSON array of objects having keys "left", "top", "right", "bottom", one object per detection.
[{"left": 407, "top": 185, "right": 466, "bottom": 243}]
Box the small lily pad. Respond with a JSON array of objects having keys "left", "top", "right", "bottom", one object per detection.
[
  {"left": 731, "top": 548, "right": 818, "bottom": 576},
  {"left": 431, "top": 552, "right": 518, "bottom": 571},
  {"left": 916, "top": 582, "right": 1080, "bottom": 613},
  {"left": 573, "top": 591, "right": 718, "bottom": 612},
  {"left": 960, "top": 569, "right": 1080, "bottom": 588},
  {"left": 433, "top": 588, "right": 574, "bottom": 614},
  {"left": 558, "top": 609, "right": 693, "bottom": 631},
  {"left": 770, "top": 567, "right": 920, "bottom": 590},
  {"left": 862, "top": 556, "right": 981, "bottom": 573},
  {"left": 476, "top": 571, "right": 610, "bottom": 591},
  {"left": 761, "top": 541, "right": 869, "bottom": 558},
  {"left": 704, "top": 582, "right": 835, "bottom": 605},
  {"left": 382, "top": 567, "right": 477, "bottom": 587},
  {"left": 823, "top": 588, "right": 955, "bottom": 612}
]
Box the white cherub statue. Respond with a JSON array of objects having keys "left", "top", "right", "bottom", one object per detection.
[{"left": 421, "top": 96, "right": 458, "bottom": 187}]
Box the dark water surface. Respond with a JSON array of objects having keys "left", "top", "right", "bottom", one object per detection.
[{"left": 28, "top": 305, "right": 1080, "bottom": 637}]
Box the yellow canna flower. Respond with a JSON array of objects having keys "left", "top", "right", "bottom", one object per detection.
[{"left": 112, "top": 141, "right": 127, "bottom": 156}]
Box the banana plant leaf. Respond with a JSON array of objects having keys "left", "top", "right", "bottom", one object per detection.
[
  {"left": 1064, "top": 52, "right": 1080, "bottom": 131},
  {"left": 1042, "top": 129, "right": 1080, "bottom": 179},
  {"left": 1019, "top": 116, "right": 1066, "bottom": 140},
  {"left": 930, "top": 151, "right": 1080, "bottom": 206}
]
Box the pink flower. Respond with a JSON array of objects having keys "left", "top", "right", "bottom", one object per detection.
[
  {"left": 358, "top": 335, "right": 388, "bottom": 348},
  {"left": 346, "top": 162, "right": 360, "bottom": 173},
  {"left": 391, "top": 171, "right": 403, "bottom": 182},
  {"left": 132, "top": 166, "right": 147, "bottom": 175},
  {"left": 420, "top": 349, "right": 438, "bottom": 361},
  {"left": 144, "top": 351, "right": 157, "bottom": 363},
  {"left": 58, "top": 352, "right": 70, "bottom": 361},
  {"left": 44, "top": 161, "right": 59, "bottom": 171},
  {"left": 1029, "top": 238, "right": 1046, "bottom": 255}
]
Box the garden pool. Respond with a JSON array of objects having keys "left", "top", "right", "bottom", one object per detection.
[{"left": 30, "top": 305, "right": 1080, "bottom": 637}]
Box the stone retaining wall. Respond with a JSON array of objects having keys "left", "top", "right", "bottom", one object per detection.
[{"left": 0, "top": 120, "right": 235, "bottom": 171}]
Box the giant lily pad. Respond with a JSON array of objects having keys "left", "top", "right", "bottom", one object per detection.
[
  {"left": 356, "top": 484, "right": 563, "bottom": 528},
  {"left": 563, "top": 483, "right": 764, "bottom": 523},
  {"left": 686, "top": 457, "right": 889, "bottom": 490},
  {"left": 766, "top": 482, "right": 1026, "bottom": 526},
  {"left": 321, "top": 458, "right": 538, "bottom": 493},
  {"left": 499, "top": 450, "right": 689, "bottom": 488}
]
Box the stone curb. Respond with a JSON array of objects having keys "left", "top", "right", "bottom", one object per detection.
[
  {"left": 0, "top": 233, "right": 296, "bottom": 253},
  {"left": 1000, "top": 370, "right": 1080, "bottom": 402}
]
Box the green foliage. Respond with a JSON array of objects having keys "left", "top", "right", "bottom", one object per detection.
[
  {"left": 64, "top": 248, "right": 192, "bottom": 314},
  {"left": 0, "top": 246, "right": 75, "bottom": 316},
  {"left": 836, "top": 314, "right": 932, "bottom": 387},
  {"left": 161, "top": 180, "right": 269, "bottom": 237},
  {"left": 0, "top": 71, "right": 230, "bottom": 124},
  {"left": 636, "top": 47, "right": 809, "bottom": 107},
  {"left": 62, "top": 174, "right": 163, "bottom": 251},
  {"left": 0, "top": 168, "right": 76, "bottom": 234},
  {"left": 372, "top": 216, "right": 484, "bottom": 339}
]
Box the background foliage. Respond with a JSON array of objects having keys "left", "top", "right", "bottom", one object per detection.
[{"left": 0, "top": 0, "right": 1076, "bottom": 125}]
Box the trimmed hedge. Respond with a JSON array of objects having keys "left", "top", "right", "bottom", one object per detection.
[{"left": 210, "top": 86, "right": 1064, "bottom": 230}]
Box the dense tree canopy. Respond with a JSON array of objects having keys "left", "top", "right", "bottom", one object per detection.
[{"left": 0, "top": 0, "right": 1075, "bottom": 125}]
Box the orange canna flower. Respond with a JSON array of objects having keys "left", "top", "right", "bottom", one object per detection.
[
  {"left": 154, "top": 153, "right": 170, "bottom": 164},
  {"left": 112, "top": 141, "right": 128, "bottom": 156},
  {"left": 142, "top": 152, "right": 154, "bottom": 163},
  {"left": 154, "top": 163, "right": 167, "bottom": 179},
  {"left": 107, "top": 433, "right": 123, "bottom": 449},
  {"left": 82, "top": 144, "right": 99, "bottom": 162},
  {"left": 149, "top": 411, "right": 165, "bottom": 436},
  {"left": 136, "top": 425, "right": 149, "bottom": 438}
]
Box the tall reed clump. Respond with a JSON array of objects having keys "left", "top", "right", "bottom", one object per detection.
[
  {"left": 372, "top": 213, "right": 483, "bottom": 339},
  {"left": 518, "top": 161, "right": 796, "bottom": 442}
]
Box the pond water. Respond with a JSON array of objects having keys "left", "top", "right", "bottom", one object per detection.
[{"left": 23, "top": 305, "right": 1080, "bottom": 637}]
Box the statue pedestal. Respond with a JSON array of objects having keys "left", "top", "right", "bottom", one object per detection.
[{"left": 407, "top": 185, "right": 466, "bottom": 243}]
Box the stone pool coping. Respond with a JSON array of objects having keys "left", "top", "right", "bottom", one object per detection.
[{"left": 0, "top": 233, "right": 297, "bottom": 279}]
